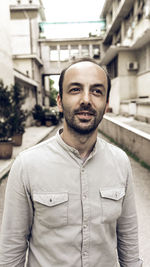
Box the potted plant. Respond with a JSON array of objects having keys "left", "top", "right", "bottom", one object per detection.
[
  {"left": 32, "top": 104, "right": 45, "bottom": 126},
  {"left": 43, "top": 108, "right": 53, "bottom": 127},
  {"left": 44, "top": 107, "right": 59, "bottom": 127},
  {"left": 9, "top": 83, "right": 27, "bottom": 146},
  {"left": 0, "top": 80, "right": 13, "bottom": 159},
  {"left": 50, "top": 108, "right": 59, "bottom": 125}
]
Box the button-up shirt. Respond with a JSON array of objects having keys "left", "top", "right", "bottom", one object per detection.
[{"left": 0, "top": 130, "right": 143, "bottom": 267}]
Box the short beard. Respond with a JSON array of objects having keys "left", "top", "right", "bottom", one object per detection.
[{"left": 63, "top": 103, "right": 105, "bottom": 135}]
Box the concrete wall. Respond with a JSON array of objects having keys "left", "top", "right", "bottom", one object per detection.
[
  {"left": 118, "top": 51, "right": 137, "bottom": 100},
  {"left": 10, "top": 4, "right": 44, "bottom": 108},
  {"left": 137, "top": 71, "right": 150, "bottom": 97},
  {"left": 0, "top": 0, "right": 14, "bottom": 86},
  {"left": 109, "top": 51, "right": 137, "bottom": 114},
  {"left": 13, "top": 58, "right": 32, "bottom": 77},
  {"left": 99, "top": 115, "right": 150, "bottom": 166},
  {"left": 109, "top": 77, "right": 120, "bottom": 114},
  {"left": 11, "top": 19, "right": 31, "bottom": 55}
]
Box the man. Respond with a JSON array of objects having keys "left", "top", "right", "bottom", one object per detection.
[{"left": 0, "top": 58, "right": 142, "bottom": 267}]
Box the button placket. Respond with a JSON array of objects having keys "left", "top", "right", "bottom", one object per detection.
[{"left": 80, "top": 167, "right": 89, "bottom": 266}]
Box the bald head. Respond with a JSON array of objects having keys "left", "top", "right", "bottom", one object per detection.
[{"left": 59, "top": 58, "right": 111, "bottom": 103}]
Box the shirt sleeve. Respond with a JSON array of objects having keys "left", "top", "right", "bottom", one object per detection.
[
  {"left": 117, "top": 156, "right": 143, "bottom": 267},
  {"left": 0, "top": 155, "right": 33, "bottom": 267}
]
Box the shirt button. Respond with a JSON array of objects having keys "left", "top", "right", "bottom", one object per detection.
[
  {"left": 83, "top": 225, "right": 87, "bottom": 229},
  {"left": 83, "top": 252, "right": 88, "bottom": 257},
  {"left": 83, "top": 194, "right": 87, "bottom": 199}
]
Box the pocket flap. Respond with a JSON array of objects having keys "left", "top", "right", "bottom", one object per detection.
[
  {"left": 100, "top": 188, "right": 125, "bottom": 200},
  {"left": 33, "top": 193, "right": 68, "bottom": 207}
]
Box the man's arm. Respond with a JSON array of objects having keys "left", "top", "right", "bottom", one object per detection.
[
  {"left": 0, "top": 155, "right": 33, "bottom": 267},
  {"left": 117, "top": 157, "right": 143, "bottom": 267}
]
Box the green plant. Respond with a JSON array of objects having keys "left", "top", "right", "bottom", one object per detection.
[
  {"left": 49, "top": 79, "right": 58, "bottom": 107},
  {"left": 32, "top": 104, "right": 45, "bottom": 124},
  {"left": 9, "top": 83, "right": 27, "bottom": 135},
  {"left": 44, "top": 107, "right": 59, "bottom": 125},
  {"left": 0, "top": 80, "right": 12, "bottom": 141}
]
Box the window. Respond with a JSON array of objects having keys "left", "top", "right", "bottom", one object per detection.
[
  {"left": 92, "top": 45, "right": 100, "bottom": 59},
  {"left": 114, "top": 27, "right": 121, "bottom": 45},
  {"left": 107, "top": 56, "right": 118, "bottom": 79},
  {"left": 60, "top": 45, "right": 69, "bottom": 61},
  {"left": 81, "top": 45, "right": 89, "bottom": 57},
  {"left": 50, "top": 46, "right": 58, "bottom": 61},
  {"left": 124, "top": 7, "right": 134, "bottom": 34},
  {"left": 70, "top": 45, "right": 79, "bottom": 60},
  {"left": 137, "top": 0, "right": 145, "bottom": 21}
]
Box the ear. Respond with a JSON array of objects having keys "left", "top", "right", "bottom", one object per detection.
[
  {"left": 104, "top": 103, "right": 109, "bottom": 114},
  {"left": 57, "top": 94, "right": 63, "bottom": 113}
]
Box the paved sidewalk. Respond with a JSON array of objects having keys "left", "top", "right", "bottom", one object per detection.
[{"left": 0, "top": 125, "right": 56, "bottom": 180}]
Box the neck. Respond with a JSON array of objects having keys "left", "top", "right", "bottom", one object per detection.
[{"left": 61, "top": 121, "right": 98, "bottom": 159}]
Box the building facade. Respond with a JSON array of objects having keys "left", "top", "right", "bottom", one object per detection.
[
  {"left": 0, "top": 0, "right": 14, "bottom": 86},
  {"left": 9, "top": 0, "right": 45, "bottom": 125},
  {"left": 100, "top": 0, "right": 150, "bottom": 122}
]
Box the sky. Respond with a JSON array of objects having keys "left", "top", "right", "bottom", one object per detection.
[
  {"left": 41, "top": 0, "right": 106, "bottom": 38},
  {"left": 42, "top": 0, "right": 105, "bottom": 22}
]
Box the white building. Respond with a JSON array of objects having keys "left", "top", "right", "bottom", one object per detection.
[
  {"left": 9, "top": 0, "right": 46, "bottom": 124},
  {"left": 100, "top": 0, "right": 150, "bottom": 123},
  {"left": 0, "top": 0, "right": 14, "bottom": 86}
]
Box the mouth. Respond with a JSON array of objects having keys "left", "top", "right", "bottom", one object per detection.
[{"left": 76, "top": 111, "right": 94, "bottom": 120}]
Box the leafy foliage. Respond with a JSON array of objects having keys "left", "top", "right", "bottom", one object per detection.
[
  {"left": 0, "top": 80, "right": 27, "bottom": 141},
  {"left": 32, "top": 104, "right": 60, "bottom": 126},
  {"left": 0, "top": 80, "right": 12, "bottom": 141},
  {"left": 9, "top": 83, "right": 27, "bottom": 135},
  {"left": 32, "top": 104, "right": 45, "bottom": 124},
  {"left": 49, "top": 79, "right": 58, "bottom": 107}
]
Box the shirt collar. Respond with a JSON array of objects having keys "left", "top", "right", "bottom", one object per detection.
[{"left": 56, "top": 128, "right": 97, "bottom": 162}]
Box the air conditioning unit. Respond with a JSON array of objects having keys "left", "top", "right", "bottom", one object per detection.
[{"left": 127, "top": 61, "right": 138, "bottom": 71}]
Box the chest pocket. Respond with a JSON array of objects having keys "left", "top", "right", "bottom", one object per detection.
[
  {"left": 99, "top": 188, "right": 125, "bottom": 224},
  {"left": 33, "top": 192, "right": 68, "bottom": 228}
]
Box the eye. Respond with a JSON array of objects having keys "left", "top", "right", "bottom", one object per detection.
[
  {"left": 69, "top": 87, "right": 81, "bottom": 94},
  {"left": 91, "top": 88, "right": 103, "bottom": 96}
]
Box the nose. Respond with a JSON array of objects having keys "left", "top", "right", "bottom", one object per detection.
[{"left": 80, "top": 90, "right": 91, "bottom": 105}]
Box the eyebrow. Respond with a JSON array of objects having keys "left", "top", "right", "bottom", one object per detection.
[
  {"left": 67, "top": 82, "right": 82, "bottom": 88},
  {"left": 91, "top": 83, "right": 106, "bottom": 91},
  {"left": 67, "top": 82, "right": 106, "bottom": 91}
]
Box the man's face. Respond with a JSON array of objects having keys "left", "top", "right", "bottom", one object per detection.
[{"left": 57, "top": 61, "right": 108, "bottom": 135}]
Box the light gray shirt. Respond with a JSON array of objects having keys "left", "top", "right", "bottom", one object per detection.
[{"left": 0, "top": 130, "right": 143, "bottom": 267}]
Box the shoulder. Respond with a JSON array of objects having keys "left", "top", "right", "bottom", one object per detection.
[
  {"left": 96, "top": 137, "right": 129, "bottom": 165},
  {"left": 12, "top": 135, "right": 58, "bottom": 170}
]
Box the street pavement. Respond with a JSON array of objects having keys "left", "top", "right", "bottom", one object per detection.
[{"left": 0, "top": 125, "right": 150, "bottom": 266}]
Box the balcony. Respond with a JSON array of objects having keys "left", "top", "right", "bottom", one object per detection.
[{"left": 101, "top": 0, "right": 134, "bottom": 44}]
